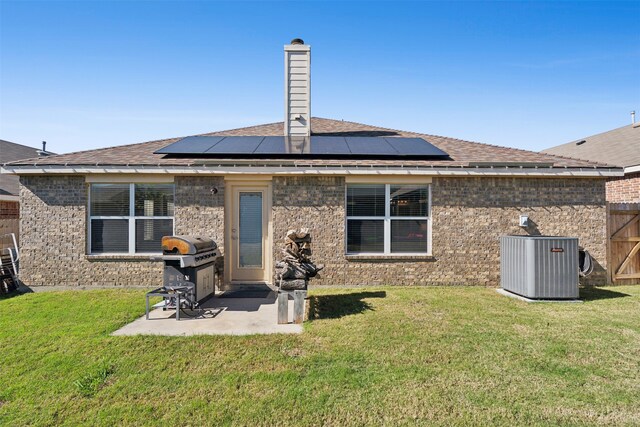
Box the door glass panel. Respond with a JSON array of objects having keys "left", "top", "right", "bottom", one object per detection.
[{"left": 239, "top": 192, "right": 263, "bottom": 268}]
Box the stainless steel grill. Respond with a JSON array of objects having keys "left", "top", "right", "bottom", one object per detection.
[{"left": 149, "top": 236, "right": 220, "bottom": 316}]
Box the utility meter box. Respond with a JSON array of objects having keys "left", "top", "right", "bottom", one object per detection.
[{"left": 500, "top": 236, "right": 579, "bottom": 299}]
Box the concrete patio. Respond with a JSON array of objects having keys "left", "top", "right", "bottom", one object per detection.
[{"left": 112, "top": 292, "right": 303, "bottom": 336}]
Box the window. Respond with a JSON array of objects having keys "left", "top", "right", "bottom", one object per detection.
[
  {"left": 346, "top": 184, "right": 430, "bottom": 255},
  {"left": 89, "top": 183, "right": 174, "bottom": 254}
]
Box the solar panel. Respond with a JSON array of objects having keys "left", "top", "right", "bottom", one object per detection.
[
  {"left": 254, "top": 136, "right": 289, "bottom": 154},
  {"left": 311, "top": 136, "right": 351, "bottom": 155},
  {"left": 154, "top": 136, "right": 449, "bottom": 159},
  {"left": 254, "top": 136, "right": 313, "bottom": 154},
  {"left": 154, "top": 136, "right": 224, "bottom": 154},
  {"left": 384, "top": 137, "right": 448, "bottom": 157},
  {"left": 345, "top": 137, "right": 398, "bottom": 155},
  {"left": 205, "top": 136, "right": 265, "bottom": 154}
]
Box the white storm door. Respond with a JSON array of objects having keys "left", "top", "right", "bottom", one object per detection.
[{"left": 231, "top": 186, "right": 268, "bottom": 282}]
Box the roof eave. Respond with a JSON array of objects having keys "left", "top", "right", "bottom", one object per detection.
[
  {"left": 0, "top": 164, "right": 624, "bottom": 178},
  {"left": 0, "top": 194, "right": 19, "bottom": 202},
  {"left": 624, "top": 164, "right": 640, "bottom": 174}
]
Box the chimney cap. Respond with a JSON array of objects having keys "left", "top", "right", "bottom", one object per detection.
[{"left": 290, "top": 38, "right": 304, "bottom": 45}]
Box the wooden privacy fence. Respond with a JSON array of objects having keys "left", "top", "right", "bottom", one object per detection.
[{"left": 608, "top": 203, "right": 640, "bottom": 284}]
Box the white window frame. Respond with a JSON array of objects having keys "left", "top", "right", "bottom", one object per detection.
[
  {"left": 345, "top": 183, "right": 431, "bottom": 256},
  {"left": 88, "top": 183, "right": 175, "bottom": 255}
]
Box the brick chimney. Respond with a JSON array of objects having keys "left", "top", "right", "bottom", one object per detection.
[{"left": 284, "top": 38, "right": 310, "bottom": 137}]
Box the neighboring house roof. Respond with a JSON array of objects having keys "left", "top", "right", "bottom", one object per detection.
[
  {"left": 0, "top": 139, "right": 51, "bottom": 197},
  {"left": 543, "top": 123, "right": 640, "bottom": 173},
  {"left": 2, "top": 118, "right": 619, "bottom": 175}
]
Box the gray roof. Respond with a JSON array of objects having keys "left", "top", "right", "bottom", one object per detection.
[
  {"left": 543, "top": 123, "right": 640, "bottom": 169},
  {"left": 0, "top": 140, "right": 50, "bottom": 196}
]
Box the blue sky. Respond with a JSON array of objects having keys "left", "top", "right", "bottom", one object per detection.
[{"left": 1, "top": 1, "right": 638, "bottom": 154}]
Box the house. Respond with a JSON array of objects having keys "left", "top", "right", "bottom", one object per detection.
[
  {"left": 1, "top": 40, "right": 622, "bottom": 289},
  {"left": 0, "top": 140, "right": 53, "bottom": 241},
  {"left": 543, "top": 120, "right": 640, "bottom": 203}
]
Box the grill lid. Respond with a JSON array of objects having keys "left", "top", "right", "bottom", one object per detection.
[{"left": 162, "top": 235, "right": 217, "bottom": 255}]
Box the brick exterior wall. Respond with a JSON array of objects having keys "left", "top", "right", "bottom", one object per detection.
[
  {"left": 19, "top": 174, "right": 608, "bottom": 288},
  {"left": 272, "top": 176, "right": 607, "bottom": 287},
  {"left": 174, "top": 176, "right": 225, "bottom": 249},
  {"left": 19, "top": 176, "right": 163, "bottom": 287},
  {"left": 0, "top": 200, "right": 19, "bottom": 218},
  {"left": 0, "top": 200, "right": 20, "bottom": 246},
  {"left": 174, "top": 175, "right": 226, "bottom": 281},
  {"left": 428, "top": 177, "right": 606, "bottom": 286},
  {"left": 606, "top": 172, "right": 640, "bottom": 203},
  {"left": 19, "top": 175, "right": 228, "bottom": 287},
  {"left": 272, "top": 176, "right": 346, "bottom": 286}
]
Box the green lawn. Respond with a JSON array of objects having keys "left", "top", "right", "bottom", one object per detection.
[{"left": 1, "top": 286, "right": 639, "bottom": 426}]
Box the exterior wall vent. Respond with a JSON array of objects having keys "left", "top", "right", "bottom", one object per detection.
[
  {"left": 284, "top": 39, "right": 310, "bottom": 137},
  {"left": 500, "top": 236, "right": 579, "bottom": 299}
]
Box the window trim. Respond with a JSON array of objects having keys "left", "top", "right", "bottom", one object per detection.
[
  {"left": 345, "top": 183, "right": 431, "bottom": 256},
  {"left": 88, "top": 183, "right": 175, "bottom": 255}
]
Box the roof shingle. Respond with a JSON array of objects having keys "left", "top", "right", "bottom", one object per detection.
[
  {"left": 543, "top": 123, "right": 640, "bottom": 168},
  {"left": 0, "top": 139, "right": 48, "bottom": 195},
  {"left": 4, "top": 118, "right": 611, "bottom": 169}
]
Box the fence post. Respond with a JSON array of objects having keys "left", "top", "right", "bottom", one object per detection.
[
  {"left": 606, "top": 202, "right": 613, "bottom": 285},
  {"left": 293, "top": 290, "right": 306, "bottom": 324},
  {"left": 277, "top": 291, "right": 289, "bottom": 324}
]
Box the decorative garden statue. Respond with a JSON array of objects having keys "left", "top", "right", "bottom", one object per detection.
[{"left": 275, "top": 228, "right": 324, "bottom": 290}]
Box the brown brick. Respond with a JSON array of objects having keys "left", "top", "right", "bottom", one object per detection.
[
  {"left": 606, "top": 172, "right": 640, "bottom": 203},
  {"left": 19, "top": 175, "right": 608, "bottom": 288}
]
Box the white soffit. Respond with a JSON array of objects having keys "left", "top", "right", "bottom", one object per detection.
[
  {"left": 1, "top": 165, "right": 624, "bottom": 178},
  {"left": 85, "top": 174, "right": 174, "bottom": 183},
  {"left": 624, "top": 164, "right": 640, "bottom": 174}
]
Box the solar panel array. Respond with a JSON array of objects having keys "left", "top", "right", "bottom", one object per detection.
[{"left": 154, "top": 136, "right": 449, "bottom": 159}]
